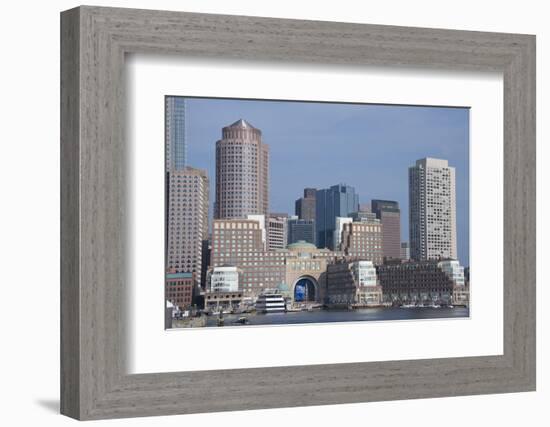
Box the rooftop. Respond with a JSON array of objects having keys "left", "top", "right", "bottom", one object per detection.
[
  {"left": 415, "top": 157, "right": 450, "bottom": 168},
  {"left": 287, "top": 240, "right": 318, "bottom": 251},
  {"left": 228, "top": 118, "right": 257, "bottom": 129}
]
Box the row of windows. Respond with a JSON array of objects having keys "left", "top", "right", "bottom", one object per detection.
[{"left": 213, "top": 222, "right": 260, "bottom": 230}]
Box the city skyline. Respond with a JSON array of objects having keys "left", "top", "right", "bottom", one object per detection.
[{"left": 179, "top": 96, "right": 469, "bottom": 266}]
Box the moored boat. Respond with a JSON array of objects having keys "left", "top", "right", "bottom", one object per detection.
[{"left": 256, "top": 290, "right": 286, "bottom": 313}]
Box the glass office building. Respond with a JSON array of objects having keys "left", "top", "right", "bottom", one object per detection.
[
  {"left": 165, "top": 96, "right": 187, "bottom": 171},
  {"left": 315, "top": 184, "right": 359, "bottom": 250}
]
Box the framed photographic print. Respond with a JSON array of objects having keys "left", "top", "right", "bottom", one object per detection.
[
  {"left": 162, "top": 96, "right": 471, "bottom": 329},
  {"left": 60, "top": 5, "right": 536, "bottom": 420}
]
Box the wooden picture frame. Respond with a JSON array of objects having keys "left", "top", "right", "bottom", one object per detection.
[{"left": 60, "top": 5, "right": 536, "bottom": 420}]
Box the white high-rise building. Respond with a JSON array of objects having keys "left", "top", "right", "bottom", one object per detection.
[{"left": 409, "top": 158, "right": 457, "bottom": 261}]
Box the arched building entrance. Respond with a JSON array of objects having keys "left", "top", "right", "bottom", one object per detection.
[{"left": 293, "top": 276, "right": 318, "bottom": 302}]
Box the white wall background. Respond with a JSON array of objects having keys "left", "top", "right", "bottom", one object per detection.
[{"left": 0, "top": 0, "right": 546, "bottom": 425}]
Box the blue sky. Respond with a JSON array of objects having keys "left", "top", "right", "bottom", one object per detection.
[{"left": 178, "top": 97, "right": 469, "bottom": 266}]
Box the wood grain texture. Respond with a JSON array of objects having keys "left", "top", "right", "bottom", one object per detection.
[
  {"left": 60, "top": 7, "right": 80, "bottom": 419},
  {"left": 60, "top": 6, "right": 536, "bottom": 420}
]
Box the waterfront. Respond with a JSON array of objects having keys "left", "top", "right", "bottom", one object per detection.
[{"left": 202, "top": 307, "right": 469, "bottom": 327}]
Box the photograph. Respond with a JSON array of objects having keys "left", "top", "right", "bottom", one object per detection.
[
  {"left": 164, "top": 96, "right": 470, "bottom": 328},
  {"left": 48, "top": 2, "right": 537, "bottom": 422}
]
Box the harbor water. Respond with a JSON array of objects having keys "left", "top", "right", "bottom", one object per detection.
[{"left": 205, "top": 306, "right": 469, "bottom": 327}]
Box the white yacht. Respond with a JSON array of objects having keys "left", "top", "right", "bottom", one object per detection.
[{"left": 256, "top": 290, "right": 286, "bottom": 313}]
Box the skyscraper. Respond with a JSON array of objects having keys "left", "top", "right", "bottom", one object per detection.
[
  {"left": 295, "top": 188, "right": 317, "bottom": 221},
  {"left": 371, "top": 199, "right": 401, "bottom": 260},
  {"left": 166, "top": 167, "right": 209, "bottom": 286},
  {"left": 165, "top": 96, "right": 187, "bottom": 171},
  {"left": 214, "top": 119, "right": 269, "bottom": 219},
  {"left": 409, "top": 158, "right": 457, "bottom": 261},
  {"left": 315, "top": 184, "right": 359, "bottom": 250}
]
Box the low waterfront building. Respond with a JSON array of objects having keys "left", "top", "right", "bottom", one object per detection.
[
  {"left": 204, "top": 291, "right": 244, "bottom": 310},
  {"left": 165, "top": 271, "right": 194, "bottom": 310},
  {"left": 208, "top": 266, "right": 240, "bottom": 292},
  {"left": 438, "top": 260, "right": 465, "bottom": 286},
  {"left": 376, "top": 259, "right": 468, "bottom": 305},
  {"left": 438, "top": 260, "right": 468, "bottom": 305},
  {"left": 326, "top": 260, "right": 382, "bottom": 306}
]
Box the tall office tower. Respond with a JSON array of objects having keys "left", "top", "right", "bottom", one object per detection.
[
  {"left": 287, "top": 217, "right": 316, "bottom": 246},
  {"left": 315, "top": 184, "right": 359, "bottom": 250},
  {"left": 295, "top": 188, "right": 317, "bottom": 221},
  {"left": 409, "top": 158, "right": 457, "bottom": 261},
  {"left": 166, "top": 167, "right": 209, "bottom": 286},
  {"left": 338, "top": 221, "right": 383, "bottom": 264},
  {"left": 371, "top": 199, "right": 401, "bottom": 260},
  {"left": 267, "top": 213, "right": 288, "bottom": 251},
  {"left": 400, "top": 242, "right": 410, "bottom": 260},
  {"left": 165, "top": 96, "right": 187, "bottom": 171},
  {"left": 214, "top": 119, "right": 269, "bottom": 219}
]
